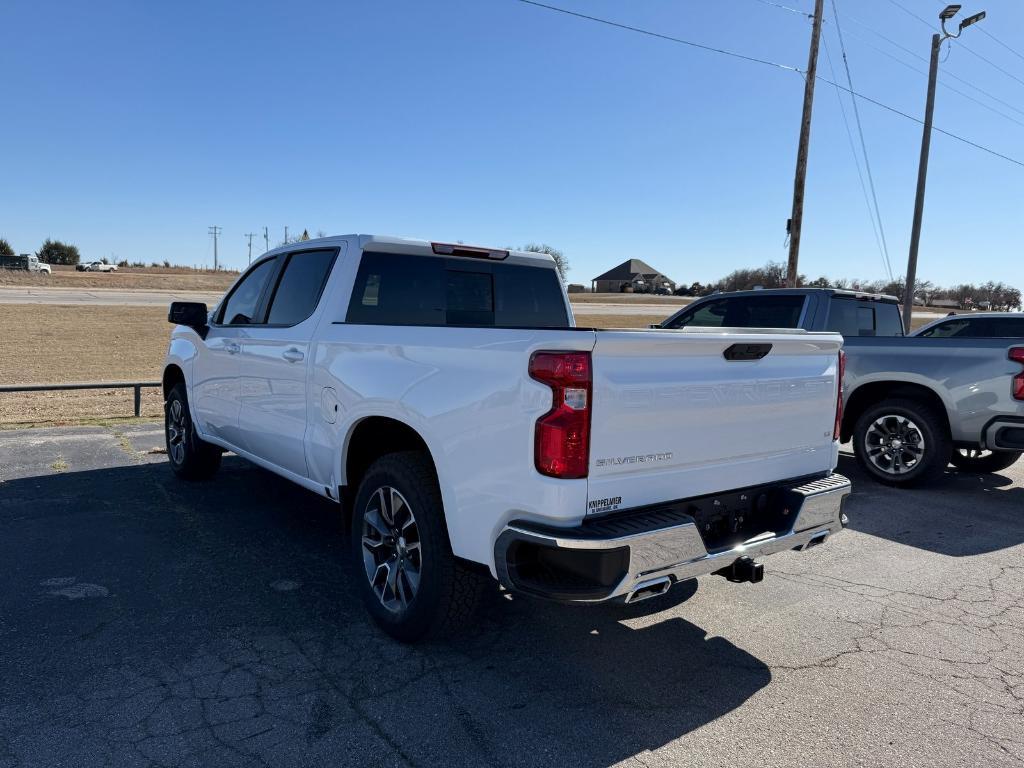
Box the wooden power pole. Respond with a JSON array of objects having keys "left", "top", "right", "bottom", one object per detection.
[{"left": 786, "top": 0, "right": 825, "bottom": 288}]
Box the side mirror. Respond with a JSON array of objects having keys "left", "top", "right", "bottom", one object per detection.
[{"left": 168, "top": 302, "right": 209, "bottom": 336}]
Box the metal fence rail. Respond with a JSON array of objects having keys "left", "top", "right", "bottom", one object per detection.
[{"left": 0, "top": 382, "right": 161, "bottom": 417}]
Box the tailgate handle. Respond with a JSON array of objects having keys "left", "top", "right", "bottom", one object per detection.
[{"left": 723, "top": 343, "right": 772, "bottom": 361}]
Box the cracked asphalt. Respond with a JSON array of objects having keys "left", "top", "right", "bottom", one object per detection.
[{"left": 1, "top": 424, "right": 1022, "bottom": 767}]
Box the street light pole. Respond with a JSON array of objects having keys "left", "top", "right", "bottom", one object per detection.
[{"left": 902, "top": 5, "right": 985, "bottom": 332}]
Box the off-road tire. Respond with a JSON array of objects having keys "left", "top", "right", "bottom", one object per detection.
[
  {"left": 165, "top": 383, "right": 222, "bottom": 480},
  {"left": 351, "top": 451, "right": 483, "bottom": 642},
  {"left": 853, "top": 398, "right": 951, "bottom": 487},
  {"left": 949, "top": 448, "right": 1021, "bottom": 474}
]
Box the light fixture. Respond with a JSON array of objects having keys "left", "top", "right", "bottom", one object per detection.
[
  {"left": 939, "top": 4, "right": 962, "bottom": 20},
  {"left": 959, "top": 10, "right": 986, "bottom": 29}
]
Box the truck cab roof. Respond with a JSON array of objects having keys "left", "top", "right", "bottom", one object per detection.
[
  {"left": 705, "top": 287, "right": 900, "bottom": 304},
  {"left": 261, "top": 234, "right": 558, "bottom": 270}
]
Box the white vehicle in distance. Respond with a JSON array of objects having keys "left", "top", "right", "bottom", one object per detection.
[
  {"left": 162, "top": 235, "right": 851, "bottom": 641},
  {"left": 77, "top": 261, "right": 118, "bottom": 272}
]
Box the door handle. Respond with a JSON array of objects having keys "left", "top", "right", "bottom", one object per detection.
[
  {"left": 282, "top": 348, "right": 305, "bottom": 363},
  {"left": 224, "top": 343, "right": 240, "bottom": 354}
]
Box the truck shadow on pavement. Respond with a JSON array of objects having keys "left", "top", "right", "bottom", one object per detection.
[
  {"left": 0, "top": 458, "right": 770, "bottom": 768},
  {"left": 837, "top": 453, "right": 1024, "bottom": 556}
]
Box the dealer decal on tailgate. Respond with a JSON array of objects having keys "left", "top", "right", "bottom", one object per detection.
[{"left": 588, "top": 496, "right": 623, "bottom": 514}]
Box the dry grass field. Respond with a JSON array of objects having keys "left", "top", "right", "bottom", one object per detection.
[
  {"left": 0, "top": 267, "right": 237, "bottom": 291},
  {"left": 0, "top": 290, "right": 948, "bottom": 426},
  {"left": 0, "top": 305, "right": 170, "bottom": 426},
  {"left": 0, "top": 305, "right": 675, "bottom": 426}
]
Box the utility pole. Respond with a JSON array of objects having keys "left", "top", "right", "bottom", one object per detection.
[
  {"left": 903, "top": 5, "right": 985, "bottom": 331},
  {"left": 263, "top": 227, "right": 269, "bottom": 254},
  {"left": 244, "top": 233, "right": 257, "bottom": 265},
  {"left": 284, "top": 226, "right": 289, "bottom": 245},
  {"left": 208, "top": 226, "right": 222, "bottom": 271},
  {"left": 786, "top": 0, "right": 824, "bottom": 288}
]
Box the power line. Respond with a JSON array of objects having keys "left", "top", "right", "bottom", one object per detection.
[
  {"left": 842, "top": 14, "right": 1024, "bottom": 120},
  {"left": 884, "top": 0, "right": 1024, "bottom": 89},
  {"left": 517, "top": 0, "right": 800, "bottom": 71},
  {"left": 514, "top": 0, "right": 1024, "bottom": 169},
  {"left": 749, "top": 0, "right": 810, "bottom": 17},
  {"left": 841, "top": 28, "right": 1024, "bottom": 130},
  {"left": 822, "top": 35, "right": 891, "bottom": 279},
  {"left": 976, "top": 25, "right": 1024, "bottom": 64},
  {"left": 817, "top": 75, "right": 1024, "bottom": 168},
  {"left": 828, "top": 0, "right": 893, "bottom": 280}
]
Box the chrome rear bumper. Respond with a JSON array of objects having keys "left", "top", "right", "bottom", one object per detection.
[{"left": 495, "top": 473, "right": 851, "bottom": 603}]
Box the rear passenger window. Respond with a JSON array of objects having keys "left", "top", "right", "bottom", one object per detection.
[
  {"left": 346, "top": 252, "right": 569, "bottom": 328},
  {"left": 266, "top": 249, "right": 336, "bottom": 326}
]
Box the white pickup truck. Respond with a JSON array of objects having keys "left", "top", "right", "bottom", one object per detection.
[{"left": 163, "top": 235, "right": 850, "bottom": 641}]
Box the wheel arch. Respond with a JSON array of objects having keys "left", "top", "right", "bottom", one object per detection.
[
  {"left": 341, "top": 416, "right": 440, "bottom": 503},
  {"left": 162, "top": 364, "right": 186, "bottom": 400},
  {"left": 842, "top": 380, "right": 951, "bottom": 443}
]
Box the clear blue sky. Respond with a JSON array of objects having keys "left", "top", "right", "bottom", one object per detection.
[{"left": 1, "top": 0, "right": 1021, "bottom": 288}]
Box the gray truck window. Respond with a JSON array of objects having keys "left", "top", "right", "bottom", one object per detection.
[
  {"left": 218, "top": 257, "right": 278, "bottom": 325},
  {"left": 347, "top": 252, "right": 569, "bottom": 328},
  {"left": 827, "top": 299, "right": 903, "bottom": 337},
  {"left": 266, "top": 249, "right": 336, "bottom": 326},
  {"left": 663, "top": 295, "right": 805, "bottom": 330}
]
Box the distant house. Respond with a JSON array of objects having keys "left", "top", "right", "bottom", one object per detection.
[
  {"left": 592, "top": 259, "right": 676, "bottom": 294},
  {"left": 930, "top": 299, "right": 960, "bottom": 309}
]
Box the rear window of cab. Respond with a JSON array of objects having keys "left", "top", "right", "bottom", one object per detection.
[{"left": 346, "top": 252, "right": 569, "bottom": 328}]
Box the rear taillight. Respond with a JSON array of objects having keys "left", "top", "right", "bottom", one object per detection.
[
  {"left": 1011, "top": 347, "right": 1024, "bottom": 401},
  {"left": 529, "top": 351, "right": 592, "bottom": 479},
  {"left": 833, "top": 350, "right": 846, "bottom": 440}
]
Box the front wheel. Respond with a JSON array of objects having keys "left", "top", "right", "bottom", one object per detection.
[
  {"left": 165, "top": 383, "right": 222, "bottom": 480},
  {"left": 853, "top": 399, "right": 951, "bottom": 487},
  {"left": 950, "top": 448, "right": 1021, "bottom": 474},
  {"left": 351, "top": 451, "right": 483, "bottom": 642}
]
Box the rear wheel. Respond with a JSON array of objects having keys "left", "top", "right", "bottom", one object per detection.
[
  {"left": 165, "top": 383, "right": 222, "bottom": 480},
  {"left": 351, "top": 451, "right": 483, "bottom": 642},
  {"left": 949, "top": 448, "right": 1021, "bottom": 474},
  {"left": 853, "top": 399, "right": 951, "bottom": 486}
]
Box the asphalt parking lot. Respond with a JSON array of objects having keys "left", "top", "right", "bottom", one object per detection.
[{"left": 1, "top": 425, "right": 1022, "bottom": 767}]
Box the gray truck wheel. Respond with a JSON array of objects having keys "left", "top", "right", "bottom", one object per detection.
[
  {"left": 165, "top": 383, "right": 222, "bottom": 480},
  {"left": 351, "top": 451, "right": 483, "bottom": 642},
  {"left": 950, "top": 448, "right": 1021, "bottom": 474},
  {"left": 853, "top": 399, "right": 951, "bottom": 487}
]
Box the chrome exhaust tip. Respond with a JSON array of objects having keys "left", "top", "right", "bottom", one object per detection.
[{"left": 624, "top": 576, "right": 672, "bottom": 604}]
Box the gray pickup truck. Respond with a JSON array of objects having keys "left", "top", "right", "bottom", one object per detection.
[{"left": 660, "top": 288, "right": 1024, "bottom": 486}]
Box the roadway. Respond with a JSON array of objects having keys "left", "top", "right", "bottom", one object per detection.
[{"left": 1, "top": 425, "right": 1021, "bottom": 767}]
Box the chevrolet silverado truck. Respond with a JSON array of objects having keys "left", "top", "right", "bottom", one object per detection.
[
  {"left": 661, "top": 288, "right": 1024, "bottom": 485},
  {"left": 163, "top": 236, "right": 850, "bottom": 641}
]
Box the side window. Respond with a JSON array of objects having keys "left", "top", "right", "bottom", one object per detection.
[
  {"left": 217, "top": 258, "right": 277, "bottom": 325},
  {"left": 920, "top": 319, "right": 971, "bottom": 338},
  {"left": 989, "top": 318, "right": 1024, "bottom": 337},
  {"left": 671, "top": 300, "right": 727, "bottom": 329},
  {"left": 266, "top": 249, "right": 336, "bottom": 326},
  {"left": 664, "top": 296, "right": 804, "bottom": 330}
]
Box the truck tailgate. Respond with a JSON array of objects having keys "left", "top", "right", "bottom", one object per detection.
[{"left": 586, "top": 329, "right": 842, "bottom": 515}]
